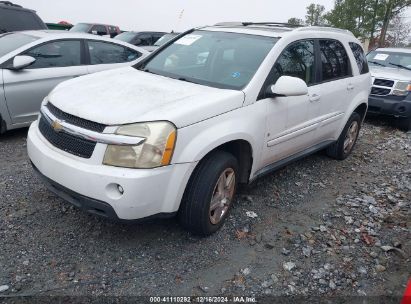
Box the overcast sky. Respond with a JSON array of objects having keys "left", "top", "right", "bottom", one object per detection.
[{"left": 13, "top": 0, "right": 339, "bottom": 31}]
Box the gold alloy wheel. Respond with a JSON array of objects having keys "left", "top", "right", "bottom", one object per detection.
[
  {"left": 209, "top": 168, "right": 236, "bottom": 225},
  {"left": 343, "top": 120, "right": 359, "bottom": 154}
]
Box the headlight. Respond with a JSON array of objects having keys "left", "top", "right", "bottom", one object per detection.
[
  {"left": 103, "top": 121, "right": 177, "bottom": 169},
  {"left": 393, "top": 81, "right": 411, "bottom": 96}
]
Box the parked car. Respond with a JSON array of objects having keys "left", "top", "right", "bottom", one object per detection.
[
  {"left": 366, "top": 48, "right": 411, "bottom": 131},
  {"left": 114, "top": 31, "right": 167, "bottom": 51},
  {"left": 0, "top": 31, "right": 148, "bottom": 133},
  {"left": 0, "top": 1, "right": 47, "bottom": 33},
  {"left": 27, "top": 23, "right": 370, "bottom": 235},
  {"left": 154, "top": 32, "right": 181, "bottom": 48},
  {"left": 70, "top": 23, "right": 121, "bottom": 38}
]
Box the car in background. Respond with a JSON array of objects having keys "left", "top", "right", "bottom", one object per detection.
[
  {"left": 367, "top": 48, "right": 411, "bottom": 131},
  {"left": 114, "top": 31, "right": 166, "bottom": 51},
  {"left": 70, "top": 23, "right": 121, "bottom": 38},
  {"left": 0, "top": 1, "right": 47, "bottom": 33},
  {"left": 0, "top": 31, "right": 148, "bottom": 133},
  {"left": 154, "top": 32, "right": 180, "bottom": 48}
]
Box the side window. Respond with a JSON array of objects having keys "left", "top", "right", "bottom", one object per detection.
[
  {"left": 87, "top": 41, "right": 142, "bottom": 64},
  {"left": 91, "top": 25, "right": 107, "bottom": 36},
  {"left": 273, "top": 40, "right": 315, "bottom": 85},
  {"left": 320, "top": 40, "right": 351, "bottom": 81},
  {"left": 136, "top": 34, "right": 152, "bottom": 46},
  {"left": 24, "top": 40, "right": 81, "bottom": 69},
  {"left": 349, "top": 42, "right": 369, "bottom": 74}
]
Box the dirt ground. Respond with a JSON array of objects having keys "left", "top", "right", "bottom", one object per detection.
[{"left": 0, "top": 118, "right": 410, "bottom": 303}]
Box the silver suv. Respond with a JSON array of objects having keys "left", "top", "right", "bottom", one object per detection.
[{"left": 367, "top": 48, "right": 411, "bottom": 131}]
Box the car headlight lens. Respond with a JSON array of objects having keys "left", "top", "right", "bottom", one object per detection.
[
  {"left": 103, "top": 121, "right": 177, "bottom": 169},
  {"left": 393, "top": 81, "right": 411, "bottom": 96}
]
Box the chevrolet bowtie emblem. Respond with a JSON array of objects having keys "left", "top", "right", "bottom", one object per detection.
[{"left": 51, "top": 120, "right": 64, "bottom": 133}]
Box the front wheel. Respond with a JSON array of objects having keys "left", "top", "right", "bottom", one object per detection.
[
  {"left": 178, "top": 151, "right": 239, "bottom": 236},
  {"left": 326, "top": 112, "right": 361, "bottom": 160}
]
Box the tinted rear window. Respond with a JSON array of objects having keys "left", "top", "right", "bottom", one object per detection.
[
  {"left": 320, "top": 39, "right": 351, "bottom": 81},
  {"left": 0, "top": 7, "right": 45, "bottom": 32}
]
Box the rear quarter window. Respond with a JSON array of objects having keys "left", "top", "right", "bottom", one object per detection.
[
  {"left": 0, "top": 8, "right": 45, "bottom": 31},
  {"left": 349, "top": 42, "right": 369, "bottom": 74}
]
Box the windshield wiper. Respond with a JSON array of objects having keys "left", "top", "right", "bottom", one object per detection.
[
  {"left": 143, "top": 68, "right": 158, "bottom": 75},
  {"left": 177, "top": 77, "right": 198, "bottom": 84},
  {"left": 368, "top": 60, "right": 385, "bottom": 67},
  {"left": 388, "top": 62, "right": 411, "bottom": 71}
]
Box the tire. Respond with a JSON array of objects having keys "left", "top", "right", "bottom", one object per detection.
[
  {"left": 398, "top": 117, "right": 411, "bottom": 132},
  {"left": 0, "top": 115, "right": 6, "bottom": 135},
  {"left": 326, "top": 112, "right": 361, "bottom": 160},
  {"left": 178, "top": 150, "right": 239, "bottom": 236}
]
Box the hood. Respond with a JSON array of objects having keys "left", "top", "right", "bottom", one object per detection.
[
  {"left": 369, "top": 66, "right": 411, "bottom": 81},
  {"left": 48, "top": 67, "right": 244, "bottom": 128}
]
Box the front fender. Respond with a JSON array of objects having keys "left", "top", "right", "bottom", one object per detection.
[{"left": 172, "top": 102, "right": 267, "bottom": 176}]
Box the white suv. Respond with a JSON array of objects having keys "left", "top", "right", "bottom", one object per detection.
[{"left": 27, "top": 23, "right": 371, "bottom": 235}]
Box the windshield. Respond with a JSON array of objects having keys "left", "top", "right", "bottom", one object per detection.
[
  {"left": 142, "top": 30, "right": 278, "bottom": 90},
  {"left": 0, "top": 33, "right": 39, "bottom": 58},
  {"left": 114, "top": 32, "right": 136, "bottom": 43},
  {"left": 70, "top": 23, "right": 91, "bottom": 32},
  {"left": 367, "top": 50, "right": 411, "bottom": 70},
  {"left": 154, "top": 33, "right": 179, "bottom": 46}
]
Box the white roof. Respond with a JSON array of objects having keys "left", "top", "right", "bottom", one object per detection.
[
  {"left": 201, "top": 24, "right": 355, "bottom": 39},
  {"left": 375, "top": 47, "right": 411, "bottom": 54}
]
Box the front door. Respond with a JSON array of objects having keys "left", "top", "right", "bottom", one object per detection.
[
  {"left": 261, "top": 39, "right": 319, "bottom": 166},
  {"left": 3, "top": 39, "right": 87, "bottom": 124}
]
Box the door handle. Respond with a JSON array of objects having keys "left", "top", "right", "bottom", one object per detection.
[
  {"left": 309, "top": 94, "right": 321, "bottom": 102},
  {"left": 347, "top": 84, "right": 354, "bottom": 91}
]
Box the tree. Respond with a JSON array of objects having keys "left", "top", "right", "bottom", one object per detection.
[
  {"left": 324, "top": 0, "right": 411, "bottom": 47},
  {"left": 305, "top": 3, "right": 326, "bottom": 26},
  {"left": 287, "top": 18, "right": 304, "bottom": 26},
  {"left": 386, "top": 15, "right": 411, "bottom": 47},
  {"left": 378, "top": 0, "right": 411, "bottom": 46}
]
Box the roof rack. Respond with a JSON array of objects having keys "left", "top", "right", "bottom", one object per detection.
[
  {"left": 0, "top": 1, "right": 22, "bottom": 7},
  {"left": 214, "top": 22, "right": 302, "bottom": 28},
  {"left": 295, "top": 26, "right": 354, "bottom": 36}
]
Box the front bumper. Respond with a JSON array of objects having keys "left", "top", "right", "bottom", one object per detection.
[
  {"left": 27, "top": 121, "right": 196, "bottom": 221},
  {"left": 368, "top": 94, "right": 411, "bottom": 118}
]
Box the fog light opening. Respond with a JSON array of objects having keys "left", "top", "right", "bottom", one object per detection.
[{"left": 106, "top": 183, "right": 125, "bottom": 200}]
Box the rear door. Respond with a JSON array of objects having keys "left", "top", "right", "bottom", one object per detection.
[
  {"left": 85, "top": 40, "right": 144, "bottom": 73},
  {"left": 3, "top": 39, "right": 87, "bottom": 124},
  {"left": 312, "top": 39, "right": 353, "bottom": 142}
]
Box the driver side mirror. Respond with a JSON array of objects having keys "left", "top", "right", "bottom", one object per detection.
[
  {"left": 266, "top": 76, "right": 308, "bottom": 98},
  {"left": 10, "top": 55, "right": 36, "bottom": 70}
]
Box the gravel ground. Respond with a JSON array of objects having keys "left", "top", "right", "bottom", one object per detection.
[{"left": 0, "top": 118, "right": 410, "bottom": 302}]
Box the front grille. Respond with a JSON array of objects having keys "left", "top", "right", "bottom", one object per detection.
[
  {"left": 38, "top": 116, "right": 96, "bottom": 159},
  {"left": 373, "top": 78, "right": 394, "bottom": 87},
  {"left": 46, "top": 103, "right": 106, "bottom": 133},
  {"left": 371, "top": 87, "right": 391, "bottom": 96}
]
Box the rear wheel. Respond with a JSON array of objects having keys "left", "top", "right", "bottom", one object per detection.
[
  {"left": 326, "top": 112, "right": 361, "bottom": 160},
  {"left": 178, "top": 151, "right": 239, "bottom": 236}
]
